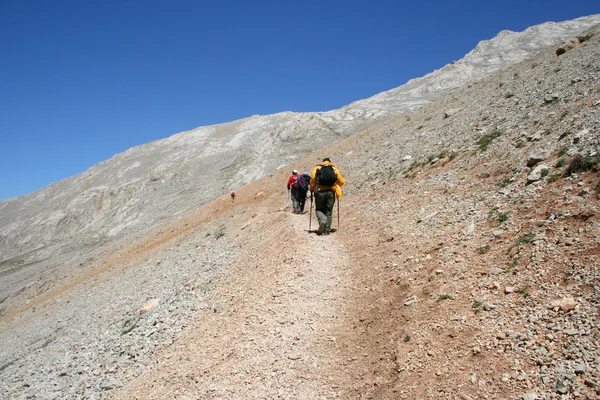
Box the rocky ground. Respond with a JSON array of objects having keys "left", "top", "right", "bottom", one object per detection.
[{"left": 0, "top": 25, "right": 599, "bottom": 400}]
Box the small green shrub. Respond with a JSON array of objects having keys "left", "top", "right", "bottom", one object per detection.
[
  {"left": 565, "top": 154, "right": 600, "bottom": 175},
  {"left": 558, "top": 147, "right": 569, "bottom": 156},
  {"left": 497, "top": 212, "right": 510, "bottom": 224},
  {"left": 515, "top": 139, "right": 524, "bottom": 148},
  {"left": 505, "top": 93, "right": 515, "bottom": 99},
  {"left": 477, "top": 129, "right": 502, "bottom": 151},
  {"left": 517, "top": 233, "right": 535, "bottom": 246},
  {"left": 556, "top": 159, "right": 565, "bottom": 168},
  {"left": 438, "top": 294, "right": 453, "bottom": 301},
  {"left": 559, "top": 110, "right": 569, "bottom": 120},
  {"left": 488, "top": 210, "right": 510, "bottom": 225},
  {"left": 548, "top": 174, "right": 561, "bottom": 184},
  {"left": 477, "top": 245, "right": 491, "bottom": 254},
  {"left": 516, "top": 285, "right": 530, "bottom": 297},
  {"left": 541, "top": 168, "right": 549, "bottom": 177}
]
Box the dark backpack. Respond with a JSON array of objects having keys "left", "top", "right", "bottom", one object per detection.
[
  {"left": 297, "top": 174, "right": 309, "bottom": 191},
  {"left": 302, "top": 174, "right": 311, "bottom": 189},
  {"left": 317, "top": 164, "right": 337, "bottom": 186}
]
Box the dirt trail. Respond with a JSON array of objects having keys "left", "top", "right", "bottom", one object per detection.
[{"left": 109, "top": 207, "right": 367, "bottom": 399}]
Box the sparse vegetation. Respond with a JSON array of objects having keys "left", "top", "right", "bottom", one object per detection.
[
  {"left": 548, "top": 174, "right": 561, "bottom": 184},
  {"left": 489, "top": 209, "right": 510, "bottom": 225},
  {"left": 477, "top": 245, "right": 491, "bottom": 254},
  {"left": 565, "top": 153, "right": 600, "bottom": 175},
  {"left": 438, "top": 294, "right": 453, "bottom": 301},
  {"left": 556, "top": 159, "right": 566, "bottom": 168},
  {"left": 508, "top": 256, "right": 520, "bottom": 269},
  {"left": 558, "top": 110, "right": 569, "bottom": 120},
  {"left": 515, "top": 139, "right": 524, "bottom": 148},
  {"left": 505, "top": 92, "right": 515, "bottom": 99},
  {"left": 477, "top": 129, "right": 502, "bottom": 151},
  {"left": 558, "top": 146, "right": 569, "bottom": 157},
  {"left": 516, "top": 285, "right": 530, "bottom": 297},
  {"left": 0, "top": 359, "right": 17, "bottom": 373},
  {"left": 541, "top": 168, "right": 549, "bottom": 178},
  {"left": 517, "top": 233, "right": 536, "bottom": 246},
  {"left": 406, "top": 161, "right": 419, "bottom": 172},
  {"left": 121, "top": 316, "right": 141, "bottom": 336},
  {"left": 437, "top": 150, "right": 449, "bottom": 159}
]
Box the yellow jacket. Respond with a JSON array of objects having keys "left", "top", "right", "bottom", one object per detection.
[{"left": 310, "top": 161, "right": 345, "bottom": 199}]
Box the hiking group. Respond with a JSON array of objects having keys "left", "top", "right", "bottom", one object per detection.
[
  {"left": 286, "top": 169, "right": 310, "bottom": 214},
  {"left": 287, "top": 158, "right": 345, "bottom": 235}
]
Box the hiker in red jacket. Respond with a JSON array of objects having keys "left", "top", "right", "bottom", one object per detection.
[
  {"left": 286, "top": 170, "right": 301, "bottom": 213},
  {"left": 231, "top": 192, "right": 236, "bottom": 203}
]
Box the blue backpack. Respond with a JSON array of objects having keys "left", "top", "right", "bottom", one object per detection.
[{"left": 297, "top": 174, "right": 309, "bottom": 191}]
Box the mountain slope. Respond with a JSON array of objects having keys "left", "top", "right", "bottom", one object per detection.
[
  {"left": 0, "top": 18, "right": 599, "bottom": 400},
  {"left": 1, "top": 15, "right": 599, "bottom": 269}
]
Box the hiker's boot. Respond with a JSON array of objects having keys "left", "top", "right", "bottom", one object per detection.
[{"left": 317, "top": 222, "right": 326, "bottom": 235}]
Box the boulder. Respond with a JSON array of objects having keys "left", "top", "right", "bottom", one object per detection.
[
  {"left": 527, "top": 151, "right": 551, "bottom": 167},
  {"left": 527, "top": 164, "right": 550, "bottom": 183},
  {"left": 443, "top": 108, "right": 462, "bottom": 118}
]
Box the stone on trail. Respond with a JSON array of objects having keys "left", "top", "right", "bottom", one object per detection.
[{"left": 140, "top": 298, "right": 160, "bottom": 313}]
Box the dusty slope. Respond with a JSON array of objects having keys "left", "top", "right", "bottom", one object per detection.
[
  {"left": 108, "top": 28, "right": 600, "bottom": 399},
  {"left": 1, "top": 25, "right": 599, "bottom": 400}
]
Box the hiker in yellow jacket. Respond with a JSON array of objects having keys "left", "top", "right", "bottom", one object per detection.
[{"left": 309, "top": 157, "right": 345, "bottom": 235}]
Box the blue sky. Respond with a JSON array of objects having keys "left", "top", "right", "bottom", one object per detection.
[{"left": 0, "top": 1, "right": 598, "bottom": 200}]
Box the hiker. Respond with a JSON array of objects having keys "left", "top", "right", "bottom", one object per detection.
[
  {"left": 286, "top": 169, "right": 301, "bottom": 213},
  {"left": 298, "top": 173, "right": 311, "bottom": 213},
  {"left": 310, "top": 157, "right": 345, "bottom": 235},
  {"left": 231, "top": 192, "right": 236, "bottom": 203}
]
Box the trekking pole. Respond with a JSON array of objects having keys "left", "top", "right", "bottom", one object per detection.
[
  {"left": 309, "top": 192, "right": 313, "bottom": 231},
  {"left": 337, "top": 197, "right": 340, "bottom": 229}
]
